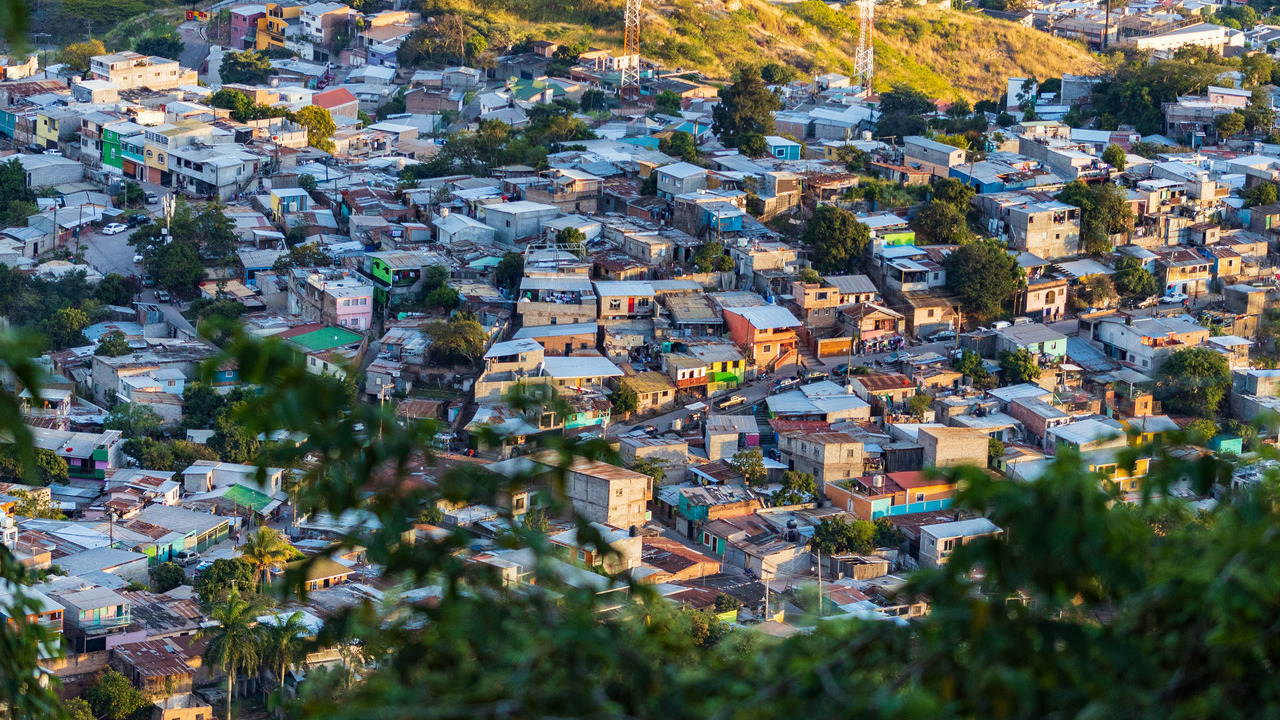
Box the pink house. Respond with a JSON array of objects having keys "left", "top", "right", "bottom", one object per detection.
[
  {"left": 230, "top": 6, "right": 268, "bottom": 49},
  {"left": 326, "top": 284, "right": 374, "bottom": 331}
]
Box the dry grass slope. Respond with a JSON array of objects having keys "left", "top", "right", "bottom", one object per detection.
[{"left": 448, "top": 0, "right": 1102, "bottom": 101}]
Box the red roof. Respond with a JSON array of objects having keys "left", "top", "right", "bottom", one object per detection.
[{"left": 312, "top": 87, "right": 357, "bottom": 110}]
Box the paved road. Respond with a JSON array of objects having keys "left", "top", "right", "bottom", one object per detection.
[
  {"left": 177, "top": 21, "right": 210, "bottom": 76},
  {"left": 81, "top": 200, "right": 197, "bottom": 339}
]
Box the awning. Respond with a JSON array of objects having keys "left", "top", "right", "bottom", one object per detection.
[{"left": 684, "top": 402, "right": 708, "bottom": 412}]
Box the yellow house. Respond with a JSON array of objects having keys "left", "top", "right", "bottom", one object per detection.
[
  {"left": 256, "top": 3, "right": 302, "bottom": 50},
  {"left": 34, "top": 107, "right": 79, "bottom": 150},
  {"left": 1087, "top": 451, "right": 1150, "bottom": 498},
  {"left": 143, "top": 120, "right": 213, "bottom": 184}
]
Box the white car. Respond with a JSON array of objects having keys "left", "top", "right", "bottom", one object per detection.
[
  {"left": 102, "top": 223, "right": 128, "bottom": 235},
  {"left": 1161, "top": 292, "right": 1189, "bottom": 304},
  {"left": 132, "top": 254, "right": 143, "bottom": 263},
  {"left": 44, "top": 149, "right": 62, "bottom": 157}
]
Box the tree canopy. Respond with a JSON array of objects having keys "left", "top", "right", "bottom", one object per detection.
[
  {"left": 711, "top": 65, "right": 782, "bottom": 148},
  {"left": 942, "top": 238, "right": 1024, "bottom": 321},
  {"left": 220, "top": 50, "right": 273, "bottom": 86},
  {"left": 912, "top": 201, "right": 971, "bottom": 245},
  {"left": 1057, "top": 180, "right": 1134, "bottom": 255},
  {"left": 1156, "top": 347, "right": 1232, "bottom": 418},
  {"left": 802, "top": 205, "right": 871, "bottom": 275},
  {"left": 1113, "top": 255, "right": 1157, "bottom": 298}
]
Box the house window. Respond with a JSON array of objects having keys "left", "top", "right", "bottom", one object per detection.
[
  {"left": 616, "top": 489, "right": 624, "bottom": 497},
  {"left": 927, "top": 309, "right": 935, "bottom": 317},
  {"left": 763, "top": 344, "right": 772, "bottom": 353},
  {"left": 515, "top": 497, "right": 525, "bottom": 510},
  {"left": 914, "top": 492, "right": 924, "bottom": 502},
  {"left": 577, "top": 550, "right": 586, "bottom": 561}
]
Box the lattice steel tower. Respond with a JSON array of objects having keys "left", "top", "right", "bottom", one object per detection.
[
  {"left": 622, "top": 0, "right": 641, "bottom": 102},
  {"left": 853, "top": 0, "right": 874, "bottom": 92}
]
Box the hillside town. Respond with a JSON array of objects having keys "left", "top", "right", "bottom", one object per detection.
[{"left": 3, "top": 0, "right": 1280, "bottom": 716}]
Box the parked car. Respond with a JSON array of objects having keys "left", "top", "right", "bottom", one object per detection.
[
  {"left": 174, "top": 550, "right": 200, "bottom": 566},
  {"left": 102, "top": 223, "right": 128, "bottom": 235},
  {"left": 887, "top": 351, "right": 914, "bottom": 363},
  {"left": 23, "top": 143, "right": 42, "bottom": 154},
  {"left": 1138, "top": 296, "right": 1159, "bottom": 308},
  {"left": 141, "top": 274, "right": 156, "bottom": 287},
  {"left": 155, "top": 290, "right": 172, "bottom": 303},
  {"left": 125, "top": 213, "right": 152, "bottom": 227},
  {"left": 145, "top": 192, "right": 159, "bottom": 204},
  {"left": 132, "top": 254, "right": 143, "bottom": 263},
  {"left": 1161, "top": 292, "right": 1189, "bottom": 304},
  {"left": 804, "top": 370, "right": 826, "bottom": 381},
  {"left": 771, "top": 377, "right": 800, "bottom": 394},
  {"left": 717, "top": 394, "right": 747, "bottom": 410},
  {"left": 640, "top": 424, "right": 657, "bottom": 434},
  {"left": 44, "top": 148, "right": 62, "bottom": 156},
  {"left": 927, "top": 330, "right": 957, "bottom": 343},
  {"left": 832, "top": 363, "right": 850, "bottom": 378}
]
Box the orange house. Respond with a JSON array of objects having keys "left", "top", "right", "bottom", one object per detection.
[
  {"left": 722, "top": 305, "right": 802, "bottom": 371},
  {"left": 823, "top": 471, "right": 958, "bottom": 520}
]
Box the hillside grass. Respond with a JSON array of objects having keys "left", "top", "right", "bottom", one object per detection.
[{"left": 415, "top": 0, "right": 1103, "bottom": 101}]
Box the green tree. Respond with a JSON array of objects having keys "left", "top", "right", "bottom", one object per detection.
[
  {"left": 95, "top": 330, "right": 132, "bottom": 357},
  {"left": 988, "top": 437, "right": 1005, "bottom": 462},
  {"left": 1214, "top": 111, "right": 1246, "bottom": 137},
  {"left": 58, "top": 39, "right": 107, "bottom": 72},
  {"left": 238, "top": 526, "right": 298, "bottom": 591},
  {"left": 209, "top": 88, "right": 253, "bottom": 121},
  {"left": 797, "top": 267, "right": 821, "bottom": 284},
  {"left": 105, "top": 403, "right": 163, "bottom": 439},
  {"left": 711, "top": 65, "right": 781, "bottom": 148},
  {"left": 145, "top": 239, "right": 204, "bottom": 297},
  {"left": 199, "top": 589, "right": 264, "bottom": 720},
  {"left": 761, "top": 62, "right": 800, "bottom": 85},
  {"left": 422, "top": 316, "right": 488, "bottom": 368},
  {"left": 136, "top": 33, "right": 184, "bottom": 60},
  {"left": 43, "top": 307, "right": 89, "bottom": 350},
  {"left": 149, "top": 562, "right": 186, "bottom": 593},
  {"left": 6, "top": 487, "right": 65, "bottom": 518},
  {"left": 1245, "top": 182, "right": 1279, "bottom": 207},
  {"left": 1184, "top": 417, "right": 1219, "bottom": 444},
  {"left": 773, "top": 470, "right": 817, "bottom": 505},
  {"left": 1156, "top": 346, "right": 1232, "bottom": 418},
  {"left": 522, "top": 506, "right": 551, "bottom": 534},
  {"left": 912, "top": 201, "right": 971, "bottom": 245},
  {"left": 1057, "top": 180, "right": 1134, "bottom": 254},
  {"left": 95, "top": 273, "right": 140, "bottom": 307},
  {"left": 494, "top": 252, "right": 524, "bottom": 294},
  {"left": 418, "top": 504, "right": 444, "bottom": 525},
  {"left": 872, "top": 516, "right": 906, "bottom": 548},
  {"left": 943, "top": 238, "right": 1024, "bottom": 321},
  {"left": 220, "top": 50, "right": 273, "bottom": 85},
  {"left": 999, "top": 348, "right": 1042, "bottom": 384},
  {"left": 811, "top": 515, "right": 876, "bottom": 554},
  {"left": 195, "top": 557, "right": 256, "bottom": 604},
  {"left": 932, "top": 177, "right": 975, "bottom": 213},
  {"left": 0, "top": 158, "right": 33, "bottom": 204},
  {"left": 713, "top": 592, "right": 742, "bottom": 613},
  {"left": 210, "top": 401, "right": 260, "bottom": 464},
  {"left": 659, "top": 130, "right": 698, "bottom": 162},
  {"left": 738, "top": 132, "right": 767, "bottom": 158},
  {"left": 555, "top": 226, "right": 586, "bottom": 257},
  {"left": 906, "top": 392, "right": 932, "bottom": 419},
  {"left": 1102, "top": 143, "right": 1127, "bottom": 171},
  {"left": 85, "top": 668, "right": 148, "bottom": 720},
  {"left": 580, "top": 89, "right": 608, "bottom": 113},
  {"left": 630, "top": 457, "right": 667, "bottom": 485},
  {"left": 654, "top": 90, "right": 683, "bottom": 116},
  {"left": 272, "top": 242, "right": 333, "bottom": 273},
  {"left": 611, "top": 382, "right": 638, "bottom": 415},
  {"left": 728, "top": 447, "right": 767, "bottom": 487},
  {"left": 259, "top": 611, "right": 311, "bottom": 710},
  {"left": 801, "top": 205, "right": 871, "bottom": 275},
  {"left": 4, "top": 199, "right": 37, "bottom": 227},
  {"left": 953, "top": 348, "right": 993, "bottom": 388},
  {"left": 295, "top": 105, "right": 337, "bottom": 153},
  {"left": 66, "top": 698, "right": 95, "bottom": 720},
  {"left": 1112, "top": 255, "right": 1157, "bottom": 298}
]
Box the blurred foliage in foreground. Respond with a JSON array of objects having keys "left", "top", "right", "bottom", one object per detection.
[{"left": 4, "top": 326, "right": 1280, "bottom": 719}]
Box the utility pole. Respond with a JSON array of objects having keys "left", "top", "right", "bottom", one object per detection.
[{"left": 815, "top": 545, "right": 822, "bottom": 620}]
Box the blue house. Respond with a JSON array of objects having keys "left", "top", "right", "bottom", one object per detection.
[
  {"left": 764, "top": 135, "right": 802, "bottom": 161},
  {"left": 702, "top": 202, "right": 745, "bottom": 233}
]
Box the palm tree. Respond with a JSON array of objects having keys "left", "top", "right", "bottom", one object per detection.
[
  {"left": 198, "top": 589, "right": 263, "bottom": 720},
  {"left": 258, "top": 611, "right": 309, "bottom": 711},
  {"left": 238, "top": 527, "right": 295, "bottom": 591}
]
